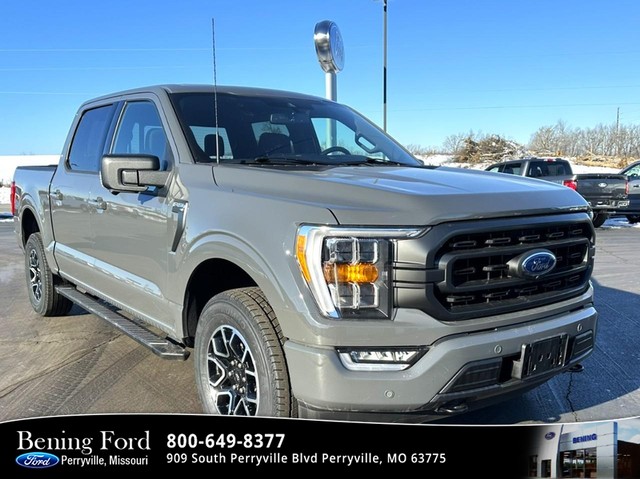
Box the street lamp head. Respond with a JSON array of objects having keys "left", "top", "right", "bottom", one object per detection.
[{"left": 314, "top": 20, "right": 344, "bottom": 73}]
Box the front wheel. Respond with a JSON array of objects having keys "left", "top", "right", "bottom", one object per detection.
[
  {"left": 24, "top": 232, "right": 73, "bottom": 316},
  {"left": 627, "top": 215, "right": 640, "bottom": 224},
  {"left": 591, "top": 213, "right": 608, "bottom": 228},
  {"left": 194, "top": 287, "right": 294, "bottom": 417}
]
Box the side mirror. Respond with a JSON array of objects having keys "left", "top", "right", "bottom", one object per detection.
[{"left": 101, "top": 154, "right": 169, "bottom": 192}]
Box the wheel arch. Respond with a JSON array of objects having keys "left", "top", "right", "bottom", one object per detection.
[
  {"left": 177, "top": 232, "right": 305, "bottom": 348},
  {"left": 181, "top": 257, "right": 279, "bottom": 347},
  {"left": 20, "top": 206, "right": 40, "bottom": 246}
]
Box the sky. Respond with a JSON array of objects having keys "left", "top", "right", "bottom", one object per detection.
[
  {"left": 618, "top": 418, "right": 640, "bottom": 444},
  {"left": 1, "top": 0, "right": 640, "bottom": 155}
]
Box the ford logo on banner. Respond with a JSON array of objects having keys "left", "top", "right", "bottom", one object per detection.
[
  {"left": 508, "top": 249, "right": 557, "bottom": 279},
  {"left": 15, "top": 452, "right": 60, "bottom": 469},
  {"left": 545, "top": 432, "right": 556, "bottom": 440}
]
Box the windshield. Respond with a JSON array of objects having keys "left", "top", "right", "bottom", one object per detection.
[{"left": 170, "top": 91, "right": 421, "bottom": 167}]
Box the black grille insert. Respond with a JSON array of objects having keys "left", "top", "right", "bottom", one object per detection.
[{"left": 394, "top": 214, "right": 594, "bottom": 321}]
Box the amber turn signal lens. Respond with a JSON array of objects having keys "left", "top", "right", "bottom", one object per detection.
[
  {"left": 323, "top": 263, "right": 379, "bottom": 284},
  {"left": 296, "top": 234, "right": 312, "bottom": 282}
]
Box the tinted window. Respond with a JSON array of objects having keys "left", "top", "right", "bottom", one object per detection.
[
  {"left": 170, "top": 92, "right": 421, "bottom": 166},
  {"left": 68, "top": 104, "right": 115, "bottom": 172},
  {"left": 501, "top": 163, "right": 521, "bottom": 175},
  {"left": 112, "top": 101, "right": 171, "bottom": 169},
  {"left": 624, "top": 164, "right": 640, "bottom": 178},
  {"left": 190, "top": 126, "right": 233, "bottom": 159},
  {"left": 311, "top": 118, "right": 379, "bottom": 156},
  {"left": 527, "top": 161, "right": 548, "bottom": 177}
]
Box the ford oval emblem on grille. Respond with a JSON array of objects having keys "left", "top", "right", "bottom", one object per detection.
[
  {"left": 545, "top": 432, "right": 556, "bottom": 440},
  {"left": 508, "top": 249, "right": 557, "bottom": 279},
  {"left": 598, "top": 182, "right": 607, "bottom": 188}
]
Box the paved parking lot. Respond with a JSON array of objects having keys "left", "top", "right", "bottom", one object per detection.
[
  {"left": 0, "top": 216, "right": 638, "bottom": 424},
  {"left": 0, "top": 217, "right": 201, "bottom": 420}
]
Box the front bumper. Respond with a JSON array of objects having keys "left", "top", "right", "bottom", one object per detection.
[{"left": 285, "top": 303, "right": 597, "bottom": 420}]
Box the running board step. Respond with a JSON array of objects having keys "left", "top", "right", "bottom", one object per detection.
[{"left": 56, "top": 286, "right": 188, "bottom": 360}]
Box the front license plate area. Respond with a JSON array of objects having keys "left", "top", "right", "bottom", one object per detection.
[{"left": 512, "top": 334, "right": 568, "bottom": 379}]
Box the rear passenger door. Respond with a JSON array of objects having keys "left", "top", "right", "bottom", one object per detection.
[
  {"left": 50, "top": 103, "right": 115, "bottom": 285},
  {"left": 89, "top": 98, "right": 174, "bottom": 329}
]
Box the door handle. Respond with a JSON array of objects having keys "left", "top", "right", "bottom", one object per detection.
[
  {"left": 52, "top": 189, "right": 63, "bottom": 200},
  {"left": 89, "top": 197, "right": 107, "bottom": 210}
]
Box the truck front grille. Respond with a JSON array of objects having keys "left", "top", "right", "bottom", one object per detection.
[{"left": 394, "top": 213, "right": 595, "bottom": 321}]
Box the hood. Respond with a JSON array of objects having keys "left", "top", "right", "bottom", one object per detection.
[{"left": 213, "top": 165, "right": 589, "bottom": 225}]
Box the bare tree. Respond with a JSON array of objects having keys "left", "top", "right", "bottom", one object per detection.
[
  {"left": 405, "top": 144, "right": 438, "bottom": 156},
  {"left": 529, "top": 120, "right": 640, "bottom": 161},
  {"left": 442, "top": 133, "right": 467, "bottom": 155},
  {"left": 529, "top": 125, "right": 559, "bottom": 155}
]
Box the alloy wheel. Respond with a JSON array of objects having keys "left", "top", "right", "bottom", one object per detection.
[
  {"left": 206, "top": 325, "right": 259, "bottom": 415},
  {"left": 28, "top": 248, "right": 43, "bottom": 302}
]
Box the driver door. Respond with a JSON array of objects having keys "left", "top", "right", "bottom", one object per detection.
[{"left": 90, "top": 98, "right": 173, "bottom": 330}]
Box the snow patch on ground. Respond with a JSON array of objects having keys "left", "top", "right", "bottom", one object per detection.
[
  {"left": 569, "top": 162, "right": 620, "bottom": 174},
  {"left": 601, "top": 216, "right": 640, "bottom": 229},
  {"left": 417, "top": 154, "right": 493, "bottom": 170},
  {"left": 415, "top": 154, "right": 455, "bottom": 166},
  {"left": 0, "top": 187, "right": 10, "bottom": 205}
]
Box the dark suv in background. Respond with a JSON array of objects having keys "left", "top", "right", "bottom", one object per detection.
[{"left": 618, "top": 160, "right": 640, "bottom": 223}]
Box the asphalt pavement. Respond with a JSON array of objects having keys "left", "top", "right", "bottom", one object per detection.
[
  {"left": 0, "top": 217, "right": 638, "bottom": 424},
  {"left": 0, "top": 219, "right": 201, "bottom": 420}
]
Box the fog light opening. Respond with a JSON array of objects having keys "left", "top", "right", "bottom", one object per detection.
[{"left": 337, "top": 347, "right": 426, "bottom": 371}]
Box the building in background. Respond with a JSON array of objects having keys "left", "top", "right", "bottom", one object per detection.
[{"left": 528, "top": 419, "right": 640, "bottom": 478}]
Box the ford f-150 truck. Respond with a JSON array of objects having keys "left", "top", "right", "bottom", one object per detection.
[
  {"left": 486, "top": 157, "right": 629, "bottom": 227},
  {"left": 12, "top": 85, "right": 598, "bottom": 422}
]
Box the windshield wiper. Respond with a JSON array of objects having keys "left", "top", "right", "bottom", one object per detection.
[
  {"left": 342, "top": 157, "right": 416, "bottom": 167},
  {"left": 250, "top": 156, "right": 321, "bottom": 165}
]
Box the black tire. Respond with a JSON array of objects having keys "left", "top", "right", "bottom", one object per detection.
[
  {"left": 194, "top": 287, "right": 293, "bottom": 417},
  {"left": 591, "top": 213, "right": 608, "bottom": 228},
  {"left": 24, "top": 232, "right": 73, "bottom": 316},
  {"left": 627, "top": 215, "right": 640, "bottom": 224}
]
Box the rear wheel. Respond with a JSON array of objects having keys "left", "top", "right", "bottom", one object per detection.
[
  {"left": 24, "top": 232, "right": 73, "bottom": 316},
  {"left": 591, "top": 213, "right": 608, "bottom": 228},
  {"left": 627, "top": 215, "right": 640, "bottom": 224},
  {"left": 194, "top": 287, "right": 294, "bottom": 417}
]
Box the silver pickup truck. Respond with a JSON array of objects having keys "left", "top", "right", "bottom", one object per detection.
[
  {"left": 486, "top": 157, "right": 629, "bottom": 227},
  {"left": 12, "top": 85, "right": 598, "bottom": 421}
]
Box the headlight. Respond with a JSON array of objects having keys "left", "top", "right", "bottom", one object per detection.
[{"left": 295, "top": 225, "right": 424, "bottom": 319}]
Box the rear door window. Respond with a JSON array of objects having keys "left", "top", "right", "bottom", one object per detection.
[{"left": 67, "top": 104, "right": 115, "bottom": 172}]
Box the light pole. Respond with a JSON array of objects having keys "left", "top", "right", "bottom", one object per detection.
[
  {"left": 314, "top": 20, "right": 345, "bottom": 148},
  {"left": 383, "top": 0, "right": 388, "bottom": 132}
]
